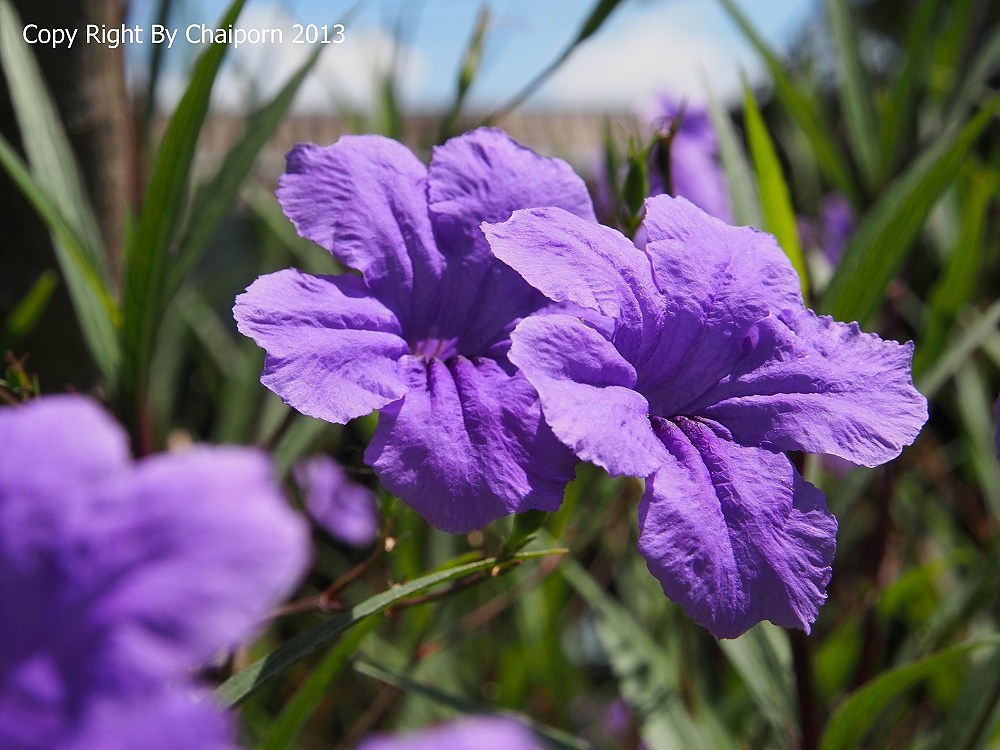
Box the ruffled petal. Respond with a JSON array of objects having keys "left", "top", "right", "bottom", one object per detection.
[
  {"left": 484, "top": 207, "right": 661, "bottom": 361},
  {"left": 276, "top": 136, "right": 443, "bottom": 334},
  {"left": 508, "top": 315, "right": 668, "bottom": 478},
  {"left": 91, "top": 448, "right": 309, "bottom": 679},
  {"left": 234, "top": 269, "right": 413, "bottom": 424},
  {"left": 691, "top": 309, "right": 928, "bottom": 467},
  {"left": 637, "top": 418, "right": 837, "bottom": 638},
  {"left": 365, "top": 356, "right": 575, "bottom": 533},
  {"left": 636, "top": 196, "right": 804, "bottom": 414}
]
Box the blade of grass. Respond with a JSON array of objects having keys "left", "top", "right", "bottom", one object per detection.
[
  {"left": 743, "top": 83, "right": 809, "bottom": 297},
  {"left": 2, "top": 269, "right": 58, "bottom": 343},
  {"left": 0, "top": 136, "right": 120, "bottom": 383},
  {"left": 916, "top": 297, "right": 1000, "bottom": 399},
  {"left": 822, "top": 93, "right": 1000, "bottom": 324},
  {"left": 485, "top": 0, "right": 627, "bottom": 121},
  {"left": 215, "top": 548, "right": 566, "bottom": 707},
  {"left": 706, "top": 88, "right": 762, "bottom": 227},
  {"left": 716, "top": 0, "right": 858, "bottom": 204},
  {"left": 258, "top": 616, "right": 379, "bottom": 750},
  {"left": 438, "top": 5, "right": 491, "bottom": 142},
  {"left": 0, "top": 0, "right": 108, "bottom": 279},
  {"left": 930, "top": 649, "right": 1000, "bottom": 750},
  {"left": 120, "top": 0, "right": 245, "bottom": 440},
  {"left": 560, "top": 558, "right": 725, "bottom": 750},
  {"left": 820, "top": 637, "right": 1000, "bottom": 750},
  {"left": 825, "top": 0, "right": 881, "bottom": 187},
  {"left": 165, "top": 42, "right": 327, "bottom": 299}
]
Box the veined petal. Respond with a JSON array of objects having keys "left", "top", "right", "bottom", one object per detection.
[
  {"left": 636, "top": 196, "right": 803, "bottom": 414},
  {"left": 365, "top": 356, "right": 575, "bottom": 533},
  {"left": 638, "top": 418, "right": 837, "bottom": 639},
  {"left": 92, "top": 448, "right": 309, "bottom": 680},
  {"left": 277, "top": 136, "right": 443, "bottom": 334},
  {"left": 485, "top": 207, "right": 661, "bottom": 361},
  {"left": 692, "top": 309, "right": 928, "bottom": 467},
  {"left": 234, "top": 269, "right": 412, "bottom": 424},
  {"left": 509, "top": 315, "right": 668, "bottom": 478}
]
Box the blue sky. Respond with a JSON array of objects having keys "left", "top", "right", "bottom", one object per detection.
[{"left": 137, "top": 0, "right": 819, "bottom": 112}]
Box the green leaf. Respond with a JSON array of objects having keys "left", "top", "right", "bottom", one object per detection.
[
  {"left": 355, "top": 659, "right": 592, "bottom": 750},
  {"left": 717, "top": 625, "right": 796, "bottom": 745},
  {"left": 879, "top": 0, "right": 940, "bottom": 171},
  {"left": 931, "top": 649, "right": 1000, "bottom": 750},
  {"left": 0, "top": 0, "right": 108, "bottom": 279},
  {"left": 742, "top": 84, "right": 809, "bottom": 298},
  {"left": 822, "top": 93, "right": 1000, "bottom": 324},
  {"left": 716, "top": 0, "right": 858, "bottom": 203},
  {"left": 706, "top": 89, "right": 762, "bottom": 227},
  {"left": 820, "top": 637, "right": 1000, "bottom": 750},
  {"left": 825, "top": 0, "right": 881, "bottom": 187},
  {"left": 560, "top": 558, "right": 724, "bottom": 750},
  {"left": 166, "top": 42, "right": 326, "bottom": 299},
  {"left": 916, "top": 296, "right": 1000, "bottom": 399},
  {"left": 439, "top": 4, "right": 491, "bottom": 141},
  {"left": 3, "top": 270, "right": 57, "bottom": 342},
  {"left": 120, "top": 0, "right": 245, "bottom": 424},
  {"left": 258, "top": 616, "right": 379, "bottom": 750},
  {"left": 215, "top": 548, "right": 565, "bottom": 707},
  {"left": 954, "top": 363, "right": 1000, "bottom": 515},
  {"left": 0, "top": 136, "right": 120, "bottom": 383}
]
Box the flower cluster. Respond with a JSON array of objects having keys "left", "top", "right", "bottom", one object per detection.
[
  {"left": 238, "top": 128, "right": 927, "bottom": 638},
  {"left": 0, "top": 396, "right": 308, "bottom": 749}
]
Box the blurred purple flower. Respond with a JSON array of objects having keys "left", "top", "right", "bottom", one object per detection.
[
  {"left": 235, "top": 127, "right": 595, "bottom": 533},
  {"left": 0, "top": 395, "right": 309, "bottom": 750},
  {"left": 818, "top": 194, "right": 855, "bottom": 265},
  {"left": 485, "top": 195, "right": 928, "bottom": 638},
  {"left": 294, "top": 456, "right": 378, "bottom": 547},
  {"left": 648, "top": 96, "right": 731, "bottom": 222},
  {"left": 356, "top": 716, "right": 543, "bottom": 750}
]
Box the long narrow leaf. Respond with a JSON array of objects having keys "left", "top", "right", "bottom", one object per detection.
[
  {"left": 716, "top": 0, "right": 858, "bottom": 203},
  {"left": 166, "top": 43, "right": 326, "bottom": 299},
  {"left": 121, "top": 0, "right": 245, "bottom": 424},
  {"left": 706, "top": 89, "right": 762, "bottom": 227},
  {"left": 0, "top": 0, "right": 108, "bottom": 279},
  {"left": 826, "top": 0, "right": 881, "bottom": 187},
  {"left": 743, "top": 84, "right": 808, "bottom": 297},
  {"left": 820, "top": 637, "right": 1000, "bottom": 750},
  {"left": 215, "top": 548, "right": 566, "bottom": 707},
  {"left": 0, "top": 136, "right": 120, "bottom": 382},
  {"left": 822, "top": 93, "right": 1000, "bottom": 324}
]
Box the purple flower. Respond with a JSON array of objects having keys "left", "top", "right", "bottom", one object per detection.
[
  {"left": 649, "top": 96, "right": 731, "bottom": 222},
  {"left": 484, "top": 196, "right": 928, "bottom": 638},
  {"left": 235, "top": 128, "right": 595, "bottom": 533},
  {"left": 294, "top": 456, "right": 378, "bottom": 547},
  {"left": 818, "top": 194, "right": 855, "bottom": 265},
  {"left": 356, "top": 716, "right": 543, "bottom": 750},
  {"left": 0, "top": 395, "right": 309, "bottom": 749}
]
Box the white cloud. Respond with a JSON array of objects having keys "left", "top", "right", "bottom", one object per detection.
[
  {"left": 537, "top": 1, "right": 763, "bottom": 111},
  {"left": 156, "top": 4, "right": 429, "bottom": 114}
]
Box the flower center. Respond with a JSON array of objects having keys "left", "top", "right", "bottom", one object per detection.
[{"left": 410, "top": 337, "right": 460, "bottom": 360}]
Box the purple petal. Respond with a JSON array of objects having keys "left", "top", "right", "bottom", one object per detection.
[
  {"left": 92, "top": 448, "right": 309, "bottom": 679},
  {"left": 692, "top": 309, "right": 928, "bottom": 467},
  {"left": 649, "top": 97, "right": 732, "bottom": 221},
  {"left": 365, "top": 356, "right": 575, "bottom": 533},
  {"left": 509, "top": 315, "right": 668, "bottom": 478},
  {"left": 636, "top": 196, "right": 804, "bottom": 415},
  {"left": 234, "top": 269, "right": 414, "bottom": 424},
  {"left": 60, "top": 690, "right": 236, "bottom": 750},
  {"left": 484, "top": 207, "right": 661, "bottom": 362},
  {"left": 357, "top": 716, "right": 543, "bottom": 750},
  {"left": 276, "top": 136, "right": 443, "bottom": 333},
  {"left": 294, "top": 456, "right": 378, "bottom": 547},
  {"left": 638, "top": 418, "right": 837, "bottom": 638},
  {"left": 428, "top": 127, "right": 595, "bottom": 263}
]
